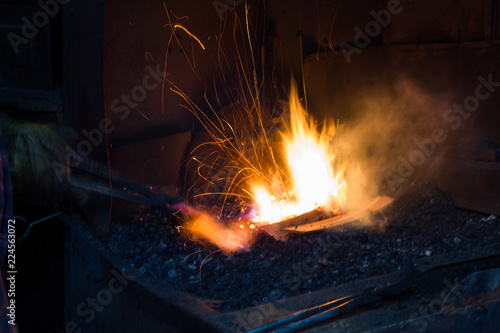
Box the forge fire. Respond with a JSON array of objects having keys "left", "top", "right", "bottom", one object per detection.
[
  {"left": 2, "top": 0, "right": 500, "bottom": 332},
  {"left": 179, "top": 79, "right": 355, "bottom": 254}
]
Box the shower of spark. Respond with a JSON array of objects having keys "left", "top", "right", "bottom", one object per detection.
[{"left": 161, "top": 4, "right": 348, "bottom": 253}]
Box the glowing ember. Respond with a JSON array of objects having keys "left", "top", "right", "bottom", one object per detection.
[
  {"left": 176, "top": 204, "right": 254, "bottom": 254},
  {"left": 250, "top": 81, "right": 346, "bottom": 224}
]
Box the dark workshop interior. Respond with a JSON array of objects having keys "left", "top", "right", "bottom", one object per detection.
[{"left": 1, "top": 0, "right": 500, "bottom": 332}]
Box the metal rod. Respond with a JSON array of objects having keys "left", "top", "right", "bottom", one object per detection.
[
  {"left": 16, "top": 212, "right": 64, "bottom": 242},
  {"left": 246, "top": 293, "right": 364, "bottom": 333}
]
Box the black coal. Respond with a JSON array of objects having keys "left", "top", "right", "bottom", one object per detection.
[{"left": 104, "top": 183, "right": 500, "bottom": 311}]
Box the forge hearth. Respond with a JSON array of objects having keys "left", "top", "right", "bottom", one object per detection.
[{"left": 63, "top": 183, "right": 500, "bottom": 332}]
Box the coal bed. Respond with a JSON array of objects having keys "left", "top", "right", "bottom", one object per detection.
[{"left": 100, "top": 183, "right": 500, "bottom": 312}]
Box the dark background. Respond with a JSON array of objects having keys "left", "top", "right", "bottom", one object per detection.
[{"left": 1, "top": 0, "right": 499, "bottom": 332}]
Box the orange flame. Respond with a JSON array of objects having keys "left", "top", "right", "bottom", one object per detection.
[
  {"left": 177, "top": 204, "right": 254, "bottom": 254},
  {"left": 250, "top": 80, "right": 346, "bottom": 224}
]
